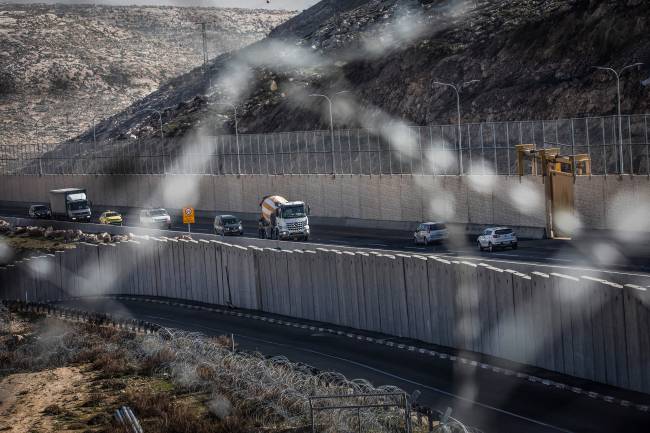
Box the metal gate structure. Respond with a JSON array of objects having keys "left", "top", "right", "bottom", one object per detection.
[
  {"left": 547, "top": 170, "right": 576, "bottom": 238},
  {"left": 308, "top": 392, "right": 411, "bottom": 433}
]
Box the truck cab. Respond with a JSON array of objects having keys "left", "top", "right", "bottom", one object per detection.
[
  {"left": 49, "top": 188, "right": 92, "bottom": 222},
  {"left": 259, "top": 197, "right": 310, "bottom": 241}
]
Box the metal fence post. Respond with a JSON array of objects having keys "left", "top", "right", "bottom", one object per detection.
[
  {"left": 628, "top": 116, "right": 633, "bottom": 175},
  {"left": 506, "top": 122, "right": 512, "bottom": 175},
  {"left": 570, "top": 118, "right": 576, "bottom": 174},
  {"left": 321, "top": 132, "right": 326, "bottom": 174},
  {"left": 375, "top": 134, "right": 383, "bottom": 174},
  {"left": 419, "top": 127, "right": 424, "bottom": 175},
  {"left": 585, "top": 118, "right": 591, "bottom": 173},
  {"left": 602, "top": 117, "right": 607, "bottom": 176},
  {"left": 280, "top": 133, "right": 285, "bottom": 174},
  {"left": 643, "top": 114, "right": 650, "bottom": 177},
  {"left": 467, "top": 123, "right": 472, "bottom": 174},
  {"left": 492, "top": 123, "right": 499, "bottom": 174},
  {"left": 357, "top": 128, "right": 361, "bottom": 175},
  {"left": 347, "top": 130, "right": 352, "bottom": 174}
]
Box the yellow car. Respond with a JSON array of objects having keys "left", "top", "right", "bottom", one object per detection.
[{"left": 99, "top": 210, "right": 123, "bottom": 226}]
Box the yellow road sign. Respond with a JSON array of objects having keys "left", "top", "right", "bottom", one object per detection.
[{"left": 182, "top": 207, "right": 195, "bottom": 224}]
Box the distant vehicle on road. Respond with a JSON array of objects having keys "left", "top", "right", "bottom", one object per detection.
[
  {"left": 214, "top": 215, "right": 243, "bottom": 236},
  {"left": 28, "top": 204, "right": 51, "bottom": 219},
  {"left": 139, "top": 208, "right": 171, "bottom": 230},
  {"left": 477, "top": 227, "right": 518, "bottom": 252},
  {"left": 258, "top": 195, "right": 310, "bottom": 241},
  {"left": 49, "top": 188, "right": 92, "bottom": 222},
  {"left": 414, "top": 222, "right": 448, "bottom": 245},
  {"left": 99, "top": 210, "right": 123, "bottom": 226}
]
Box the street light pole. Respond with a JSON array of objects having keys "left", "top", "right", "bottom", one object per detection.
[
  {"left": 213, "top": 102, "right": 240, "bottom": 174},
  {"left": 309, "top": 91, "right": 349, "bottom": 174},
  {"left": 143, "top": 108, "right": 166, "bottom": 174},
  {"left": 432, "top": 80, "right": 479, "bottom": 175},
  {"left": 309, "top": 93, "right": 334, "bottom": 172},
  {"left": 34, "top": 119, "right": 43, "bottom": 176},
  {"left": 593, "top": 63, "right": 644, "bottom": 174}
]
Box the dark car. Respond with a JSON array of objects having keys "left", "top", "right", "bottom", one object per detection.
[
  {"left": 28, "top": 204, "right": 51, "bottom": 219},
  {"left": 214, "top": 215, "right": 244, "bottom": 236}
]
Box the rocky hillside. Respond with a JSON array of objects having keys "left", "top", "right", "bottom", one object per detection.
[
  {"left": 0, "top": 3, "right": 295, "bottom": 146},
  {"left": 78, "top": 0, "right": 649, "bottom": 147}
]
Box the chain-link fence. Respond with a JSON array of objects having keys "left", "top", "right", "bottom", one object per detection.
[{"left": 2, "top": 114, "right": 649, "bottom": 176}]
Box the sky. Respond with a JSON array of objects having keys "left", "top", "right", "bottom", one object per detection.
[{"left": 2, "top": 1, "right": 320, "bottom": 10}]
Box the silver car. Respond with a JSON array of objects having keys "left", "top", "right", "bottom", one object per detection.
[
  {"left": 414, "top": 222, "right": 448, "bottom": 245},
  {"left": 477, "top": 227, "right": 518, "bottom": 251},
  {"left": 139, "top": 208, "right": 172, "bottom": 230}
]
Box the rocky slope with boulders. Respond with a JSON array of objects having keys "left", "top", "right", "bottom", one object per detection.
[
  {"left": 71, "top": 0, "right": 649, "bottom": 148},
  {"left": 0, "top": 3, "right": 296, "bottom": 147}
]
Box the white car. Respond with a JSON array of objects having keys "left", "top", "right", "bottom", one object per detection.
[
  {"left": 477, "top": 227, "right": 518, "bottom": 252},
  {"left": 139, "top": 208, "right": 171, "bottom": 230},
  {"left": 414, "top": 222, "right": 448, "bottom": 245}
]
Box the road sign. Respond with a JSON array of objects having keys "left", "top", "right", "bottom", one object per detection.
[{"left": 182, "top": 207, "right": 195, "bottom": 225}]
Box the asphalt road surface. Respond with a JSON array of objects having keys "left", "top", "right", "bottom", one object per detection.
[
  {"left": 3, "top": 201, "right": 650, "bottom": 286},
  {"left": 59, "top": 297, "right": 650, "bottom": 433}
]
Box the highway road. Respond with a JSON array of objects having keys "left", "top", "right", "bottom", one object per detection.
[
  {"left": 59, "top": 297, "right": 650, "bottom": 433},
  {"left": 3, "top": 201, "right": 650, "bottom": 286}
]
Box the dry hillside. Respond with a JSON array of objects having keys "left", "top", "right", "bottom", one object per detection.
[
  {"left": 76, "top": 0, "right": 650, "bottom": 145},
  {"left": 0, "top": 3, "right": 295, "bottom": 146}
]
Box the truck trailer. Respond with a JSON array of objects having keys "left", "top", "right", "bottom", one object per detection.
[
  {"left": 258, "top": 195, "right": 310, "bottom": 241},
  {"left": 49, "top": 188, "right": 92, "bottom": 222}
]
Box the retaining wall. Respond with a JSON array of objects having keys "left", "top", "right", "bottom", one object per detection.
[
  {"left": 1, "top": 237, "right": 648, "bottom": 394},
  {"left": 1, "top": 174, "right": 648, "bottom": 234},
  {"left": 0, "top": 174, "right": 549, "bottom": 234}
]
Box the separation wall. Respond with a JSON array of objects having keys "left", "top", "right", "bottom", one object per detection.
[
  {"left": 2, "top": 174, "right": 649, "bottom": 234},
  {"left": 1, "top": 238, "right": 648, "bottom": 394}
]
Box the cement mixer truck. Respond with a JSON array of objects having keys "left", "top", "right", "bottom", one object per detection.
[{"left": 258, "top": 195, "right": 310, "bottom": 241}]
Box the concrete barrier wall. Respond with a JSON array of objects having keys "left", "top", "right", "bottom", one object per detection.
[
  {"left": 0, "top": 174, "right": 549, "bottom": 233},
  {"left": 2, "top": 238, "right": 649, "bottom": 394},
  {"left": 3, "top": 173, "right": 649, "bottom": 234}
]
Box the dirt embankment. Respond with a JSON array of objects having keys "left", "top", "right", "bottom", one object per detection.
[{"left": 0, "top": 305, "right": 431, "bottom": 433}]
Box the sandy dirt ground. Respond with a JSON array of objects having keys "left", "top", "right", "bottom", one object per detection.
[{"left": 0, "top": 367, "right": 94, "bottom": 432}]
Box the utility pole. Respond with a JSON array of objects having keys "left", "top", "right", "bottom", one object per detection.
[
  {"left": 195, "top": 20, "right": 217, "bottom": 88},
  {"left": 201, "top": 22, "right": 208, "bottom": 73}
]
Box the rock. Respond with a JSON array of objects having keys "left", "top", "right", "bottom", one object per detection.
[
  {"left": 97, "top": 232, "right": 112, "bottom": 243},
  {"left": 110, "top": 234, "right": 129, "bottom": 242},
  {"left": 0, "top": 219, "right": 11, "bottom": 233},
  {"left": 26, "top": 226, "right": 46, "bottom": 237}
]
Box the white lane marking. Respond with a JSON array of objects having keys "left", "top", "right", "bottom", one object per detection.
[
  {"left": 141, "top": 314, "right": 575, "bottom": 433},
  {"left": 489, "top": 253, "right": 576, "bottom": 263},
  {"left": 446, "top": 254, "right": 650, "bottom": 279}
]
